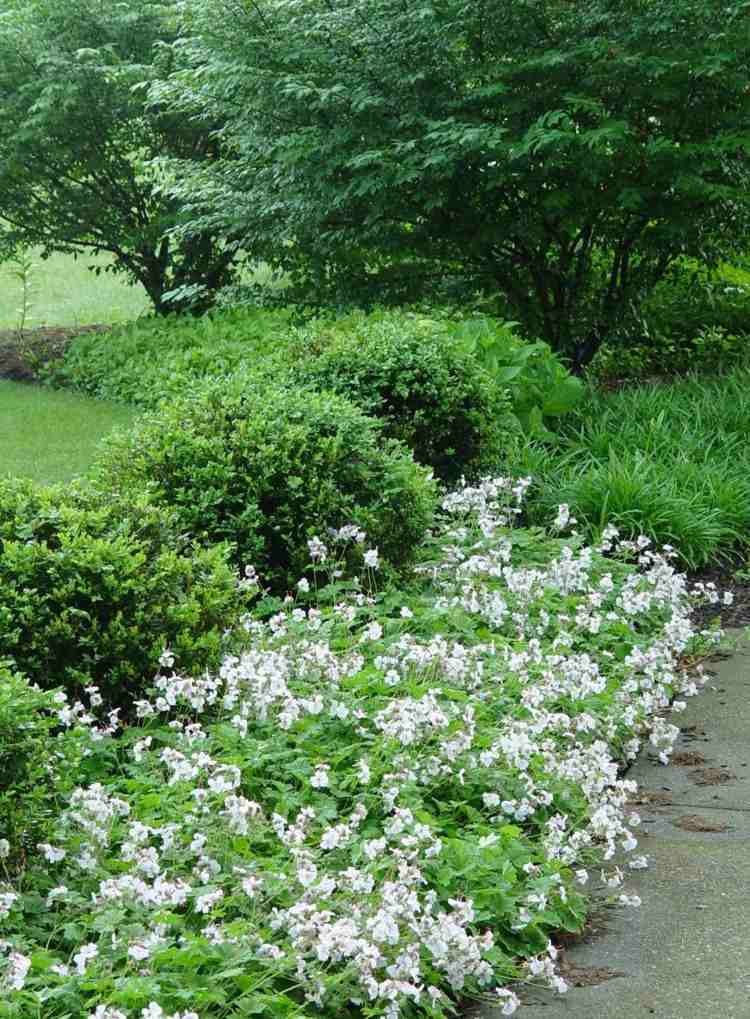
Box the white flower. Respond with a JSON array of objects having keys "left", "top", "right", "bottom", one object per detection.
[
  {"left": 362, "top": 621, "right": 383, "bottom": 642},
  {"left": 128, "top": 942, "right": 151, "bottom": 962},
  {"left": 0, "top": 892, "right": 18, "bottom": 917},
  {"left": 552, "top": 504, "right": 576, "bottom": 531},
  {"left": 0, "top": 840, "right": 9, "bottom": 859},
  {"left": 158, "top": 649, "right": 175, "bottom": 669},
  {"left": 38, "top": 843, "right": 66, "bottom": 863},
  {"left": 310, "top": 764, "right": 330, "bottom": 789},
  {"left": 297, "top": 578, "right": 310, "bottom": 593},
  {"left": 496, "top": 988, "right": 520, "bottom": 1015},
  {"left": 73, "top": 942, "right": 98, "bottom": 975},
  {"left": 628, "top": 855, "right": 649, "bottom": 870},
  {"left": 364, "top": 548, "right": 380, "bottom": 569},
  {"left": 5, "top": 951, "right": 31, "bottom": 991},
  {"left": 307, "top": 537, "right": 328, "bottom": 562},
  {"left": 242, "top": 876, "right": 263, "bottom": 898},
  {"left": 195, "top": 889, "right": 224, "bottom": 914}
]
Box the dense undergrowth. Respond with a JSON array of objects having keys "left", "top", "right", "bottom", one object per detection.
[
  {"left": 0, "top": 478, "right": 724, "bottom": 1019},
  {"left": 52, "top": 303, "right": 750, "bottom": 569}
]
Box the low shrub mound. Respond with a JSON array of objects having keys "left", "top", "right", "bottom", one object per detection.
[
  {"left": 291, "top": 311, "right": 519, "bottom": 483},
  {"left": 94, "top": 378, "right": 438, "bottom": 590},
  {"left": 0, "top": 478, "right": 244, "bottom": 705},
  {"left": 49, "top": 307, "right": 293, "bottom": 407},
  {"left": 0, "top": 478, "right": 719, "bottom": 1017}
]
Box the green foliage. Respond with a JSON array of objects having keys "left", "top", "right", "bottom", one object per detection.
[
  {"left": 94, "top": 379, "right": 438, "bottom": 589},
  {"left": 590, "top": 264, "right": 750, "bottom": 380},
  {"left": 0, "top": 484, "right": 713, "bottom": 1018},
  {"left": 0, "top": 665, "right": 83, "bottom": 864},
  {"left": 518, "top": 370, "right": 750, "bottom": 568},
  {"left": 290, "top": 310, "right": 519, "bottom": 483},
  {"left": 446, "top": 317, "right": 584, "bottom": 440},
  {"left": 152, "top": 0, "right": 750, "bottom": 367},
  {"left": 50, "top": 308, "right": 294, "bottom": 407},
  {"left": 0, "top": 478, "right": 244, "bottom": 705},
  {"left": 0, "top": 0, "right": 237, "bottom": 314}
]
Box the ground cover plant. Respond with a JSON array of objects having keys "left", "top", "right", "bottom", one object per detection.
[
  {"left": 0, "top": 381, "right": 136, "bottom": 485},
  {"left": 517, "top": 369, "right": 750, "bottom": 569},
  {"left": 50, "top": 308, "right": 294, "bottom": 407},
  {"left": 0, "top": 476, "right": 724, "bottom": 1019}
]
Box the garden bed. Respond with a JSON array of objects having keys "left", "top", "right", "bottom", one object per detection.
[
  {"left": 0, "top": 325, "right": 110, "bottom": 382},
  {"left": 0, "top": 478, "right": 724, "bottom": 1018}
]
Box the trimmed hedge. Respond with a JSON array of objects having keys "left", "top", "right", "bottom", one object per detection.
[
  {"left": 292, "top": 311, "right": 519, "bottom": 483},
  {"left": 0, "top": 478, "right": 245, "bottom": 705},
  {"left": 94, "top": 377, "right": 438, "bottom": 591}
]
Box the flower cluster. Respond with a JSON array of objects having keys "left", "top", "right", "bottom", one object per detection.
[{"left": 0, "top": 477, "right": 720, "bottom": 1018}]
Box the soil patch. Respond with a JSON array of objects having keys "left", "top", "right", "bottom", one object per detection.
[
  {"left": 628, "top": 790, "right": 673, "bottom": 806},
  {"left": 674, "top": 814, "right": 730, "bottom": 833},
  {"left": 688, "top": 558, "right": 750, "bottom": 630},
  {"left": 688, "top": 767, "right": 736, "bottom": 786},
  {"left": 557, "top": 959, "right": 625, "bottom": 987},
  {"left": 670, "top": 751, "right": 707, "bottom": 766},
  {"left": 0, "top": 325, "right": 110, "bottom": 382}
]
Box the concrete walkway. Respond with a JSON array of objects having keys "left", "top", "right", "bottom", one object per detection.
[{"left": 484, "top": 637, "right": 750, "bottom": 1019}]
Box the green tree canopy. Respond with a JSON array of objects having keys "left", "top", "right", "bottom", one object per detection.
[
  {"left": 154, "top": 0, "right": 750, "bottom": 365},
  {"left": 0, "top": 0, "right": 237, "bottom": 314}
]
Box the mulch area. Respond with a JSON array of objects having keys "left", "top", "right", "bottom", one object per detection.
[
  {"left": 0, "top": 324, "right": 109, "bottom": 382},
  {"left": 688, "top": 557, "right": 750, "bottom": 631}
]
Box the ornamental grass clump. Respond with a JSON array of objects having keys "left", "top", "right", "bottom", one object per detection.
[{"left": 0, "top": 479, "right": 726, "bottom": 1018}]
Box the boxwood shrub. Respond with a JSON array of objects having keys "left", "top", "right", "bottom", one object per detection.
[
  {"left": 0, "top": 479, "right": 244, "bottom": 706},
  {"left": 291, "top": 311, "right": 519, "bottom": 483},
  {"left": 94, "top": 377, "right": 438, "bottom": 590}
]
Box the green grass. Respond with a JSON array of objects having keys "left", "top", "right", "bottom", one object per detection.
[
  {"left": 0, "top": 250, "right": 150, "bottom": 328},
  {"left": 0, "top": 380, "right": 136, "bottom": 484},
  {"left": 519, "top": 368, "right": 750, "bottom": 568},
  {"left": 0, "top": 249, "right": 286, "bottom": 329}
]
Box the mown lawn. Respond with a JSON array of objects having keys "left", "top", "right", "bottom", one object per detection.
[
  {"left": 0, "top": 248, "right": 285, "bottom": 330},
  {"left": 0, "top": 249, "right": 150, "bottom": 328},
  {"left": 0, "top": 380, "right": 136, "bottom": 484}
]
